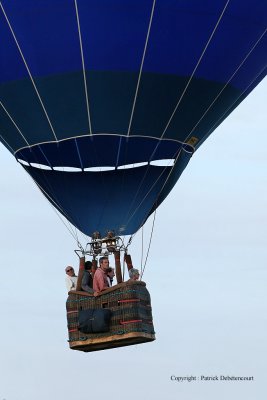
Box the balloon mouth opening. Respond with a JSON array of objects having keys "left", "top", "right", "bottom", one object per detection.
[
  {"left": 17, "top": 158, "right": 176, "bottom": 172},
  {"left": 15, "top": 135, "right": 194, "bottom": 173}
]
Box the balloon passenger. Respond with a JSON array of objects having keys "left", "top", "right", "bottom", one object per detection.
[
  {"left": 106, "top": 267, "right": 115, "bottom": 287},
  {"left": 93, "top": 256, "right": 109, "bottom": 294},
  {"left": 65, "top": 266, "right": 77, "bottom": 292},
  {"left": 81, "top": 260, "right": 94, "bottom": 294},
  {"left": 128, "top": 268, "right": 140, "bottom": 281}
]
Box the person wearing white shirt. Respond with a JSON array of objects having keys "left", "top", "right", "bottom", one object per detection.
[{"left": 65, "top": 266, "right": 77, "bottom": 292}]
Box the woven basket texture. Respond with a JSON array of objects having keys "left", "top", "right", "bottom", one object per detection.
[{"left": 66, "top": 281, "right": 155, "bottom": 342}]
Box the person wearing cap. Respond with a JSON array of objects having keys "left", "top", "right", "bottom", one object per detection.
[
  {"left": 128, "top": 268, "right": 140, "bottom": 281},
  {"left": 81, "top": 260, "right": 94, "bottom": 294},
  {"left": 93, "top": 256, "right": 109, "bottom": 294},
  {"left": 65, "top": 266, "right": 77, "bottom": 292}
]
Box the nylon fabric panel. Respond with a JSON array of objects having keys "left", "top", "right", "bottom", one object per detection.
[{"left": 22, "top": 161, "right": 190, "bottom": 236}]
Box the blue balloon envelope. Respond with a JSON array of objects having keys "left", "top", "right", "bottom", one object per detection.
[{"left": 0, "top": 0, "right": 266, "bottom": 235}]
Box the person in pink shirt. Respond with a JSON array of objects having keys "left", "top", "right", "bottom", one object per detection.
[{"left": 93, "top": 256, "right": 109, "bottom": 294}]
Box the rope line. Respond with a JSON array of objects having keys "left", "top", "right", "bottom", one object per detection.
[
  {"left": 125, "top": 234, "right": 134, "bottom": 250},
  {"left": 0, "top": 102, "right": 30, "bottom": 148},
  {"left": 0, "top": 133, "right": 15, "bottom": 153},
  {"left": 134, "top": 148, "right": 190, "bottom": 276},
  {"left": 38, "top": 145, "right": 53, "bottom": 169},
  {"left": 196, "top": 64, "right": 267, "bottom": 148},
  {"left": 21, "top": 167, "right": 81, "bottom": 242},
  {"left": 51, "top": 206, "right": 81, "bottom": 242},
  {"left": 14, "top": 133, "right": 183, "bottom": 156},
  {"left": 140, "top": 209, "right": 156, "bottom": 279},
  {"left": 184, "top": 27, "right": 267, "bottom": 144},
  {"left": 160, "top": 0, "right": 231, "bottom": 139},
  {"left": 75, "top": 138, "right": 84, "bottom": 169},
  {"left": 74, "top": 0, "right": 92, "bottom": 135},
  {"left": 140, "top": 225, "right": 144, "bottom": 270},
  {"left": 75, "top": 0, "right": 118, "bottom": 212},
  {"left": 125, "top": 147, "right": 189, "bottom": 273},
  {"left": 0, "top": 2, "right": 58, "bottom": 141},
  {"left": 119, "top": 142, "right": 176, "bottom": 229},
  {"left": 124, "top": 149, "right": 181, "bottom": 228},
  {"left": 37, "top": 136, "right": 86, "bottom": 244},
  {"left": 127, "top": 0, "right": 156, "bottom": 136}
]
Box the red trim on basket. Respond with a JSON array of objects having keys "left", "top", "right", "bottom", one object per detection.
[
  {"left": 68, "top": 328, "right": 78, "bottom": 332},
  {"left": 67, "top": 310, "right": 78, "bottom": 314},
  {"left": 118, "top": 299, "right": 140, "bottom": 303},
  {"left": 120, "top": 319, "right": 142, "bottom": 325}
]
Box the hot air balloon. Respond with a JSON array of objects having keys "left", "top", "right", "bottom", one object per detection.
[{"left": 0, "top": 0, "right": 266, "bottom": 351}]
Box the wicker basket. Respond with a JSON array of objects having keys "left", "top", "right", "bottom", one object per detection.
[{"left": 66, "top": 280, "right": 155, "bottom": 352}]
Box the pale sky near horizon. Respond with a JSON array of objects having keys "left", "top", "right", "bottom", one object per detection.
[{"left": 0, "top": 78, "right": 266, "bottom": 400}]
